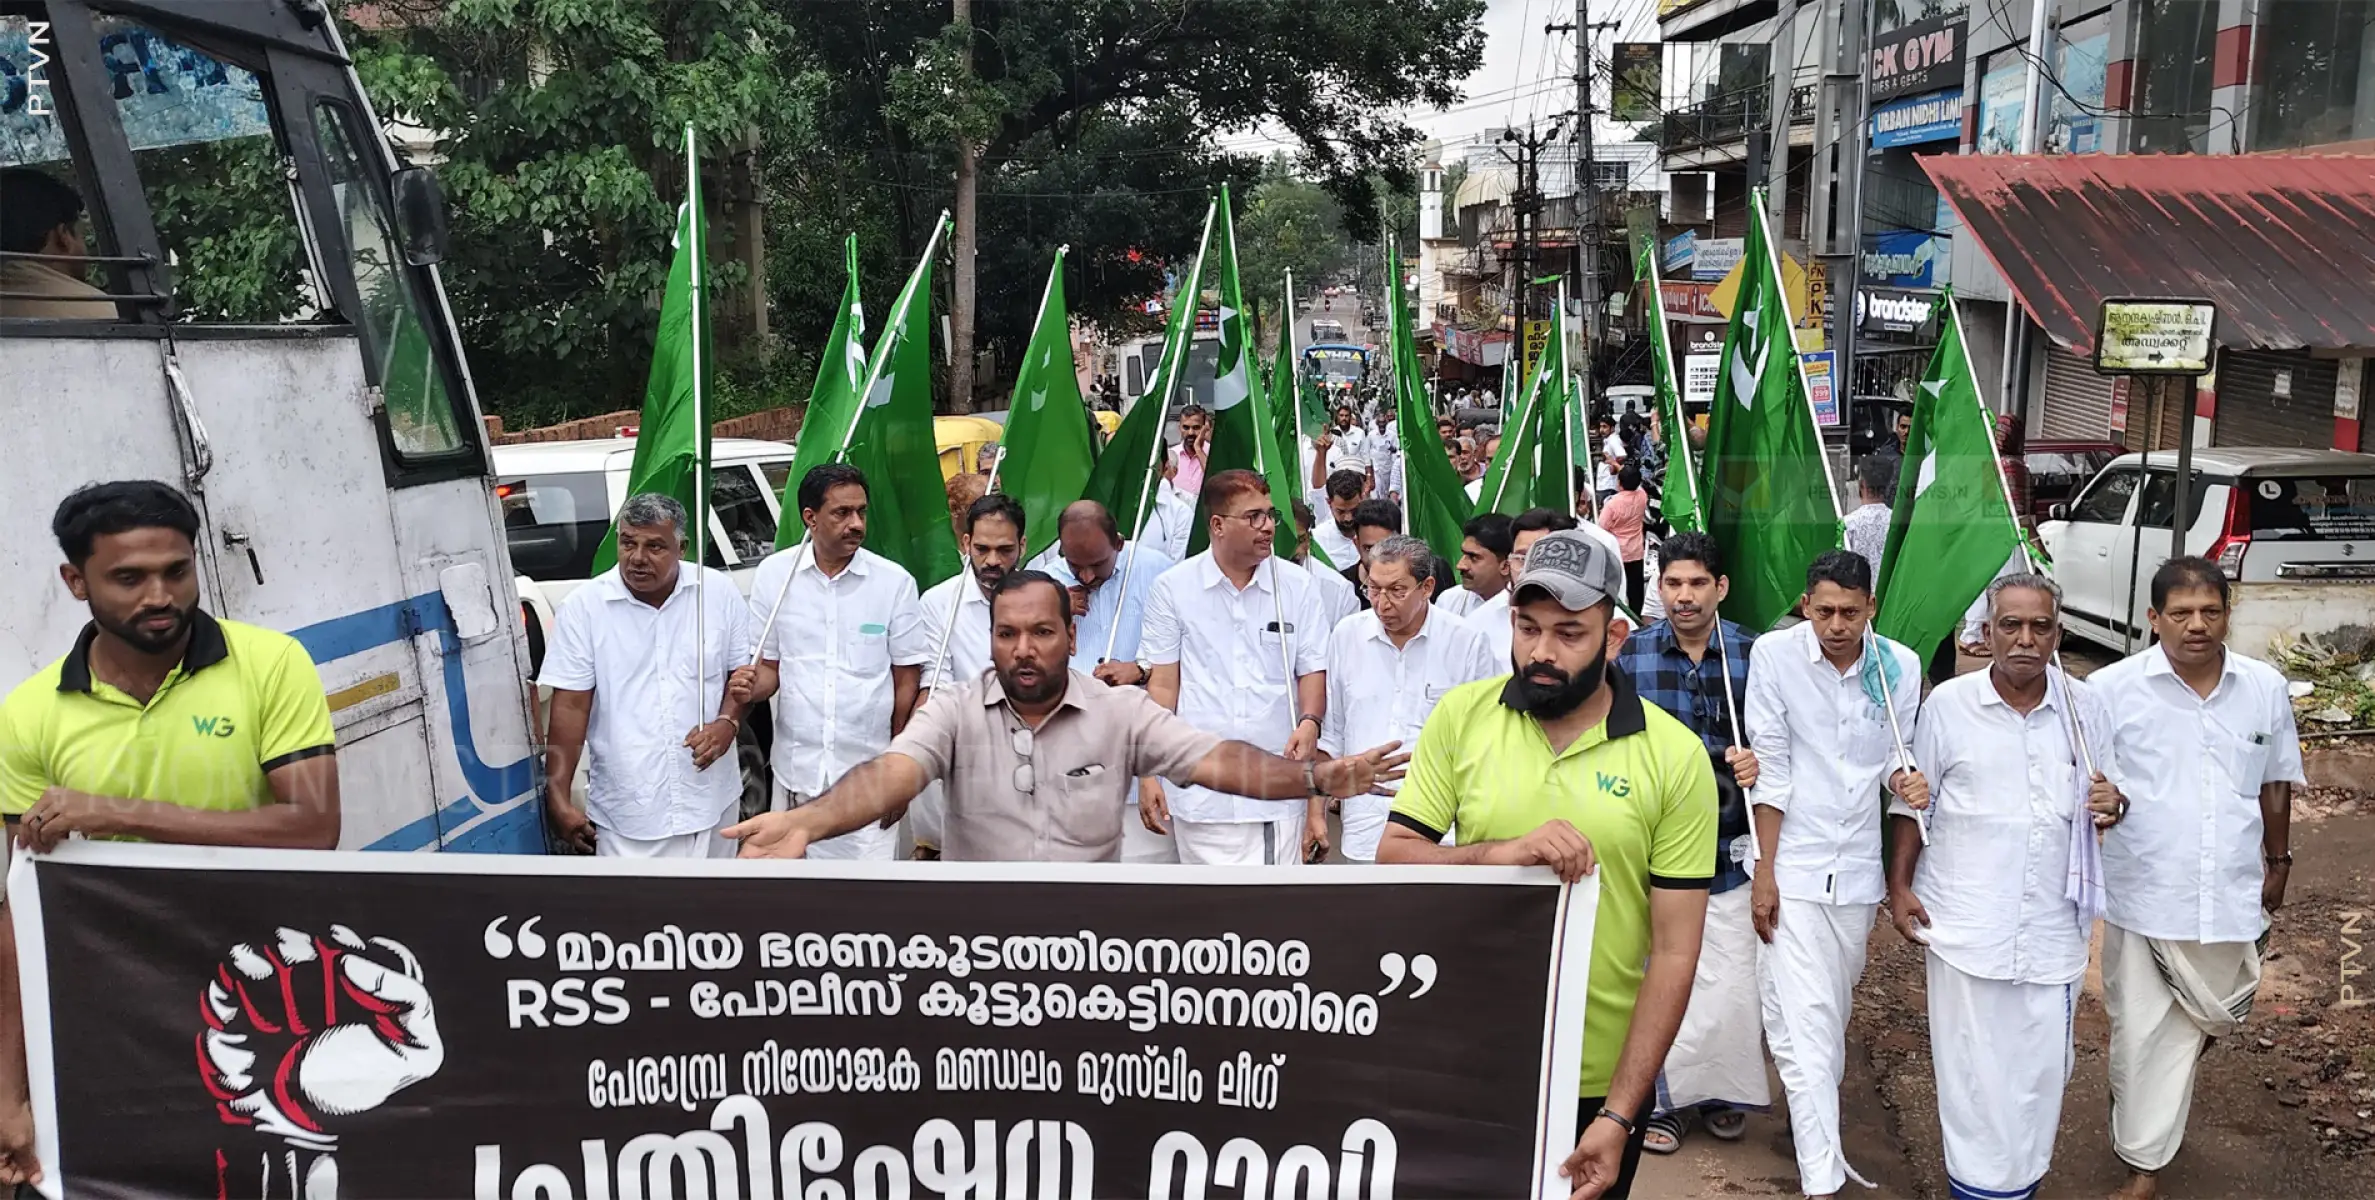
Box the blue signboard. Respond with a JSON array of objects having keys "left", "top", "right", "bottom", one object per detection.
[
  {"left": 1662, "top": 230, "right": 1696, "bottom": 273},
  {"left": 1869, "top": 88, "right": 1963, "bottom": 149},
  {"left": 1862, "top": 227, "right": 1943, "bottom": 289}
]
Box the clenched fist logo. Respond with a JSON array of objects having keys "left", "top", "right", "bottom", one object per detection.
[{"left": 197, "top": 927, "right": 443, "bottom": 1196}]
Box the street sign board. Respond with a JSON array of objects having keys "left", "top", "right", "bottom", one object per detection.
[{"left": 2094, "top": 298, "right": 2218, "bottom": 375}]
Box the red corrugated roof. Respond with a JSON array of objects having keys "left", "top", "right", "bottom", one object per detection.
[{"left": 1918, "top": 154, "right": 2375, "bottom": 355}]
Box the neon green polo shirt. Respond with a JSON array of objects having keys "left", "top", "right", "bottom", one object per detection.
[
  {"left": 0, "top": 612, "right": 336, "bottom": 818},
  {"left": 1391, "top": 669, "right": 1717, "bottom": 1098}
]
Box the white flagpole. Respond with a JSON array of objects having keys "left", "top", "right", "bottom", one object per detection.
[
  {"left": 751, "top": 211, "right": 953, "bottom": 666},
  {"left": 925, "top": 565, "right": 975, "bottom": 702},
  {"left": 685, "top": 124, "right": 709, "bottom": 739},
  {"left": 1865, "top": 626, "right": 1926, "bottom": 845},
  {"left": 1104, "top": 202, "right": 1218, "bottom": 665}
]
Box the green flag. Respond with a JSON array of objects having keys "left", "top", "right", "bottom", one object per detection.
[
  {"left": 777, "top": 235, "right": 867, "bottom": 549},
  {"left": 1084, "top": 201, "right": 1215, "bottom": 540},
  {"left": 593, "top": 126, "right": 710, "bottom": 574},
  {"left": 996, "top": 249, "right": 1098, "bottom": 561},
  {"left": 819, "top": 215, "right": 962, "bottom": 589},
  {"left": 1875, "top": 292, "right": 2028, "bottom": 665},
  {"left": 1386, "top": 239, "right": 1469, "bottom": 563},
  {"left": 1265, "top": 287, "right": 1334, "bottom": 568},
  {"left": 1186, "top": 183, "right": 1302, "bottom": 559},
  {"left": 1633, "top": 237, "right": 1703, "bottom": 533},
  {"left": 1473, "top": 367, "right": 1545, "bottom": 515},
  {"left": 1703, "top": 192, "right": 1842, "bottom": 630}
]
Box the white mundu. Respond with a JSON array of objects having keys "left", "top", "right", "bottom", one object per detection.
[
  {"left": 2091, "top": 643, "right": 2305, "bottom": 1175},
  {"left": 1745, "top": 620, "right": 1921, "bottom": 1197},
  {"left": 541, "top": 565, "right": 751, "bottom": 859},
  {"left": 748, "top": 545, "right": 931, "bottom": 860},
  {"left": 1139, "top": 551, "right": 1329, "bottom": 866},
  {"left": 1896, "top": 668, "right": 2108, "bottom": 1200},
  {"left": 1318, "top": 605, "right": 1498, "bottom": 861}
]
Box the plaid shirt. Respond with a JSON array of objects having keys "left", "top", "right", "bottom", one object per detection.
[{"left": 1616, "top": 618, "right": 1756, "bottom": 893}]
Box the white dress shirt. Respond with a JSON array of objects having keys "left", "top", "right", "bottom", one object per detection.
[
  {"left": 1142, "top": 483, "right": 1198, "bottom": 562},
  {"left": 1306, "top": 558, "right": 1360, "bottom": 631},
  {"left": 1435, "top": 586, "right": 1489, "bottom": 617},
  {"left": 918, "top": 570, "right": 994, "bottom": 692},
  {"left": 1744, "top": 621, "right": 1922, "bottom": 906},
  {"left": 1897, "top": 670, "right": 2105, "bottom": 985},
  {"left": 540, "top": 566, "right": 751, "bottom": 840},
  {"left": 2093, "top": 645, "right": 2306, "bottom": 944},
  {"left": 1466, "top": 589, "right": 1514, "bottom": 666},
  {"left": 1312, "top": 521, "right": 1361, "bottom": 574},
  {"left": 1320, "top": 607, "right": 1499, "bottom": 763},
  {"left": 1139, "top": 551, "right": 1331, "bottom": 824},
  {"left": 747, "top": 546, "right": 931, "bottom": 796}
]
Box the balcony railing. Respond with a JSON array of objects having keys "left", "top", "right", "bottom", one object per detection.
[{"left": 1659, "top": 77, "right": 1818, "bottom": 154}]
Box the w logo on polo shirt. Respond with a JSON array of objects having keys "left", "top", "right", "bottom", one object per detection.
[
  {"left": 1596, "top": 771, "right": 1632, "bottom": 798},
  {"left": 192, "top": 716, "right": 237, "bottom": 738}
]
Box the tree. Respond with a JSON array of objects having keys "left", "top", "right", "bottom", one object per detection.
[
  {"left": 1234, "top": 168, "right": 1352, "bottom": 346},
  {"left": 776, "top": 0, "right": 1487, "bottom": 402},
  {"left": 344, "top": 0, "right": 809, "bottom": 426}
]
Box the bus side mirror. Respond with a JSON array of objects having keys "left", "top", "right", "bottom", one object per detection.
[{"left": 392, "top": 166, "right": 450, "bottom": 267}]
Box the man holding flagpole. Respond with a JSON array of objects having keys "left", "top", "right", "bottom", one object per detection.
[
  {"left": 1885, "top": 573, "right": 2124, "bottom": 1200},
  {"left": 1138, "top": 469, "right": 1332, "bottom": 866},
  {"left": 1614, "top": 532, "right": 1766, "bottom": 1152},
  {"left": 542, "top": 494, "right": 754, "bottom": 859},
  {"left": 1745, "top": 549, "right": 1926, "bottom": 1199},
  {"left": 909, "top": 493, "right": 1027, "bottom": 858},
  {"left": 742, "top": 464, "right": 931, "bottom": 861}
]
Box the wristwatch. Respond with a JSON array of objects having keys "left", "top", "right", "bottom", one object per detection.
[
  {"left": 2265, "top": 850, "right": 2294, "bottom": 867},
  {"left": 1297, "top": 713, "right": 1322, "bottom": 731}
]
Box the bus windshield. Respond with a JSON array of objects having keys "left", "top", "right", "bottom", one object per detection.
[{"left": 1303, "top": 345, "right": 1367, "bottom": 383}]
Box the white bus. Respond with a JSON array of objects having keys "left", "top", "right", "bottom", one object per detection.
[{"left": 2, "top": 0, "right": 542, "bottom": 852}]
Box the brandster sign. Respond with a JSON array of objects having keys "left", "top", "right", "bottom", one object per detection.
[{"left": 1868, "top": 15, "right": 1967, "bottom": 103}]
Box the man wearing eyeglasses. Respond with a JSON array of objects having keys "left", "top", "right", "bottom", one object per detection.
[
  {"left": 726, "top": 572, "right": 1405, "bottom": 862},
  {"left": 1137, "top": 469, "right": 1336, "bottom": 866},
  {"left": 1321, "top": 535, "right": 1499, "bottom": 863}
]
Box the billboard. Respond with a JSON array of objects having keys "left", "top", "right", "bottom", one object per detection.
[
  {"left": 1612, "top": 43, "right": 1661, "bottom": 122},
  {"left": 1870, "top": 88, "right": 1965, "bottom": 148},
  {"left": 1867, "top": 15, "right": 1968, "bottom": 103}
]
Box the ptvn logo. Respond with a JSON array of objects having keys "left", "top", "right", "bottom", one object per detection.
[
  {"left": 2341, "top": 910, "right": 2366, "bottom": 1009},
  {"left": 3, "top": 21, "right": 56, "bottom": 117}
]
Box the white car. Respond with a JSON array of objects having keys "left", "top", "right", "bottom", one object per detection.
[
  {"left": 493, "top": 437, "right": 798, "bottom": 820},
  {"left": 2038, "top": 447, "right": 2375, "bottom": 655}
]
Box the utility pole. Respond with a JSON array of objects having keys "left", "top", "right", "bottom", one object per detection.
[
  {"left": 948, "top": 0, "right": 979, "bottom": 413},
  {"left": 1500, "top": 122, "right": 1563, "bottom": 384},
  {"left": 1547, "top": 3, "right": 1619, "bottom": 357},
  {"left": 1820, "top": 0, "right": 1873, "bottom": 397}
]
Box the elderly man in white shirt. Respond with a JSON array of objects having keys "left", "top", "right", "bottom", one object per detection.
[
  {"left": 1320, "top": 534, "right": 1498, "bottom": 862},
  {"left": 744, "top": 463, "right": 931, "bottom": 860},
  {"left": 1884, "top": 574, "right": 2125, "bottom": 1200},
  {"left": 911, "top": 492, "right": 1028, "bottom": 858},
  {"left": 541, "top": 493, "right": 756, "bottom": 858},
  {"left": 1744, "top": 548, "right": 1925, "bottom": 1200},
  {"left": 1139, "top": 468, "right": 1333, "bottom": 867},
  {"left": 2090, "top": 557, "right": 2306, "bottom": 1200}
]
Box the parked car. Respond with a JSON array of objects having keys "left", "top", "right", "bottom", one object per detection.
[
  {"left": 2037, "top": 448, "right": 2375, "bottom": 655},
  {"left": 494, "top": 437, "right": 797, "bottom": 820},
  {"left": 2022, "top": 440, "right": 2122, "bottom": 525}
]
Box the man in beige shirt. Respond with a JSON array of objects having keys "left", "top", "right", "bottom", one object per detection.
[
  {"left": 728, "top": 571, "right": 1408, "bottom": 862},
  {"left": 1, "top": 168, "right": 115, "bottom": 320}
]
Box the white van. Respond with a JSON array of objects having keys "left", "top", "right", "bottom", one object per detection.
[
  {"left": 492, "top": 437, "right": 798, "bottom": 819},
  {"left": 2038, "top": 448, "right": 2375, "bottom": 655}
]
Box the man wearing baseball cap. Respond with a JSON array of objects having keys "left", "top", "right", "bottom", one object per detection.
[{"left": 1381, "top": 529, "right": 1719, "bottom": 1200}]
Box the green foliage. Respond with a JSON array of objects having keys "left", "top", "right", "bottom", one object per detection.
[
  {"left": 344, "top": 0, "right": 809, "bottom": 426},
  {"left": 1235, "top": 168, "right": 1353, "bottom": 344},
  {"left": 142, "top": 136, "right": 305, "bottom": 323}
]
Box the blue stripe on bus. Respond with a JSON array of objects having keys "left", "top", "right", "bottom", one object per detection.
[{"left": 289, "top": 594, "right": 538, "bottom": 853}]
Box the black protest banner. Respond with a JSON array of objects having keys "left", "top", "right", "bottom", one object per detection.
[{"left": 9, "top": 845, "right": 1596, "bottom": 1199}]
